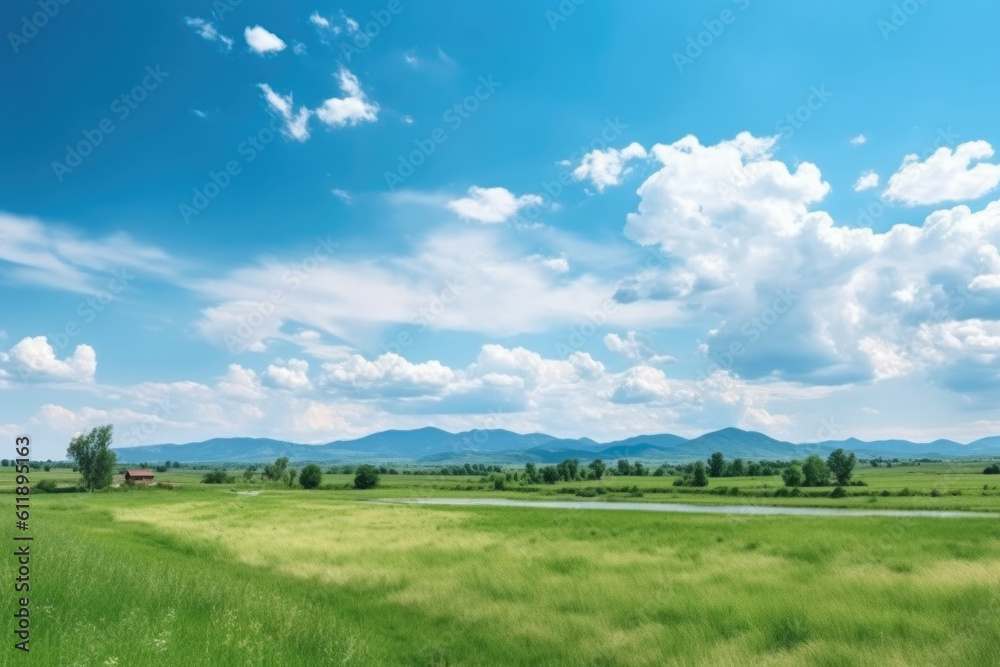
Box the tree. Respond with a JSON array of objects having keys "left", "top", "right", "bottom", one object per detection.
[
  {"left": 826, "top": 449, "right": 857, "bottom": 486},
  {"left": 616, "top": 459, "right": 631, "bottom": 476},
  {"left": 541, "top": 466, "right": 560, "bottom": 484},
  {"left": 243, "top": 465, "right": 257, "bottom": 483},
  {"left": 263, "top": 456, "right": 289, "bottom": 481},
  {"left": 708, "top": 452, "right": 725, "bottom": 477},
  {"left": 354, "top": 464, "right": 380, "bottom": 489},
  {"left": 632, "top": 461, "right": 647, "bottom": 476},
  {"left": 802, "top": 454, "right": 831, "bottom": 487},
  {"left": 299, "top": 464, "right": 323, "bottom": 489},
  {"left": 203, "top": 470, "right": 234, "bottom": 484},
  {"left": 165, "top": 459, "right": 172, "bottom": 469},
  {"left": 523, "top": 462, "right": 540, "bottom": 483},
  {"left": 729, "top": 458, "right": 746, "bottom": 477},
  {"left": 588, "top": 459, "right": 606, "bottom": 480},
  {"left": 172, "top": 461, "right": 181, "bottom": 468},
  {"left": 0, "top": 459, "right": 8, "bottom": 467},
  {"left": 984, "top": 464, "right": 1000, "bottom": 475},
  {"left": 284, "top": 468, "right": 298, "bottom": 488},
  {"left": 782, "top": 464, "right": 803, "bottom": 487},
  {"left": 691, "top": 460, "right": 709, "bottom": 487},
  {"left": 66, "top": 425, "right": 117, "bottom": 491}
]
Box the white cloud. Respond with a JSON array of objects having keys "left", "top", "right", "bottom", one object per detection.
[
  {"left": 404, "top": 51, "right": 418, "bottom": 66},
  {"left": 292, "top": 41, "right": 307, "bottom": 55},
  {"left": 446, "top": 186, "right": 544, "bottom": 224},
  {"left": 849, "top": 134, "right": 867, "bottom": 146},
  {"left": 572, "top": 142, "right": 648, "bottom": 191},
  {"left": 0, "top": 212, "right": 176, "bottom": 293},
  {"left": 853, "top": 170, "right": 879, "bottom": 192},
  {"left": 309, "top": 12, "right": 330, "bottom": 29},
  {"left": 184, "top": 17, "right": 233, "bottom": 51},
  {"left": 257, "top": 84, "right": 311, "bottom": 141},
  {"left": 616, "top": 131, "right": 1000, "bottom": 391},
  {"left": 244, "top": 25, "right": 287, "bottom": 55},
  {"left": 264, "top": 359, "right": 312, "bottom": 391},
  {"left": 604, "top": 331, "right": 676, "bottom": 365},
  {"left": 314, "top": 68, "right": 379, "bottom": 127},
  {"left": 331, "top": 188, "right": 352, "bottom": 204},
  {"left": 883, "top": 140, "right": 1000, "bottom": 206},
  {"left": 2, "top": 336, "right": 96, "bottom": 383}
]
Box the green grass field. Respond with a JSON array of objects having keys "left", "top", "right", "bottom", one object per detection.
[{"left": 3, "top": 463, "right": 1000, "bottom": 665}]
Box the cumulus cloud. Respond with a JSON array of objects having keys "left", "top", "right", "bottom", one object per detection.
[
  {"left": 264, "top": 358, "right": 312, "bottom": 391},
  {"left": 309, "top": 12, "right": 331, "bottom": 29},
  {"left": 604, "top": 331, "right": 675, "bottom": 364},
  {"left": 446, "top": 186, "right": 544, "bottom": 223},
  {"left": 883, "top": 141, "right": 1000, "bottom": 206},
  {"left": 184, "top": 17, "right": 233, "bottom": 51},
  {"left": 849, "top": 134, "right": 867, "bottom": 146},
  {"left": 257, "top": 84, "right": 311, "bottom": 141},
  {"left": 244, "top": 25, "right": 287, "bottom": 54},
  {"left": 314, "top": 68, "right": 379, "bottom": 127},
  {"left": 572, "top": 142, "right": 648, "bottom": 191},
  {"left": 853, "top": 170, "right": 879, "bottom": 192},
  {"left": 1, "top": 336, "right": 96, "bottom": 383},
  {"left": 616, "top": 131, "right": 1000, "bottom": 390}
]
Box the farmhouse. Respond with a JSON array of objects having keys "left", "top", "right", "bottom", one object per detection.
[{"left": 125, "top": 470, "right": 155, "bottom": 483}]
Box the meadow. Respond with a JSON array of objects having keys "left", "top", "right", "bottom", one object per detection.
[{"left": 2, "top": 462, "right": 1000, "bottom": 665}]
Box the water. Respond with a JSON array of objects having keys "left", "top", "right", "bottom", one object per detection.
[{"left": 381, "top": 497, "right": 1000, "bottom": 519}]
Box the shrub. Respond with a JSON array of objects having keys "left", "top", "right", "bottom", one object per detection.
[
  {"left": 354, "top": 464, "right": 380, "bottom": 490},
  {"left": 849, "top": 479, "right": 868, "bottom": 486},
  {"left": 36, "top": 479, "right": 58, "bottom": 493},
  {"left": 202, "top": 470, "right": 234, "bottom": 484},
  {"left": 782, "top": 464, "right": 803, "bottom": 487},
  {"left": 299, "top": 464, "right": 323, "bottom": 490},
  {"left": 983, "top": 464, "right": 1000, "bottom": 475},
  {"left": 156, "top": 482, "right": 174, "bottom": 490},
  {"left": 829, "top": 486, "right": 847, "bottom": 498},
  {"left": 930, "top": 488, "right": 941, "bottom": 497}
]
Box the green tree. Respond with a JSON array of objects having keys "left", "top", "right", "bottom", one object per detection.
[
  {"left": 616, "top": 459, "right": 632, "bottom": 476},
  {"left": 729, "top": 458, "right": 746, "bottom": 477},
  {"left": 523, "top": 462, "right": 540, "bottom": 483},
  {"left": 826, "top": 449, "right": 856, "bottom": 486},
  {"left": 263, "top": 456, "right": 289, "bottom": 481},
  {"left": 802, "top": 454, "right": 831, "bottom": 487},
  {"left": 782, "top": 464, "right": 803, "bottom": 487},
  {"left": 165, "top": 460, "right": 171, "bottom": 469},
  {"left": 691, "top": 460, "right": 709, "bottom": 487},
  {"left": 66, "top": 424, "right": 117, "bottom": 491},
  {"left": 354, "top": 464, "right": 380, "bottom": 489},
  {"left": 299, "top": 464, "right": 323, "bottom": 489},
  {"left": 243, "top": 464, "right": 257, "bottom": 483},
  {"left": 708, "top": 452, "right": 725, "bottom": 477},
  {"left": 285, "top": 468, "right": 298, "bottom": 488},
  {"left": 202, "top": 470, "right": 234, "bottom": 484},
  {"left": 632, "top": 461, "right": 647, "bottom": 476},
  {"left": 588, "top": 459, "right": 606, "bottom": 480},
  {"left": 173, "top": 461, "right": 181, "bottom": 468},
  {"left": 0, "top": 459, "right": 8, "bottom": 467},
  {"left": 541, "top": 466, "right": 560, "bottom": 484}
]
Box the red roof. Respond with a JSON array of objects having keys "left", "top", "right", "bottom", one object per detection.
[{"left": 126, "top": 470, "right": 155, "bottom": 478}]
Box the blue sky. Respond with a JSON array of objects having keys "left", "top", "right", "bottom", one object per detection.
[{"left": 4, "top": 0, "right": 1000, "bottom": 459}]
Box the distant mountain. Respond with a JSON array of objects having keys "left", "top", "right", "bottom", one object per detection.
[{"left": 111, "top": 427, "right": 1000, "bottom": 464}]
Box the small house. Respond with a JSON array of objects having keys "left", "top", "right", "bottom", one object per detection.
[{"left": 125, "top": 470, "right": 155, "bottom": 483}]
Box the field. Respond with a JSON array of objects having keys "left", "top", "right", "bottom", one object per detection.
[{"left": 2, "top": 463, "right": 1000, "bottom": 665}]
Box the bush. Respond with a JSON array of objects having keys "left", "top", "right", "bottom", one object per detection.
[
  {"left": 829, "top": 486, "right": 847, "bottom": 498},
  {"left": 299, "top": 464, "right": 323, "bottom": 490},
  {"left": 36, "top": 479, "right": 58, "bottom": 493},
  {"left": 354, "top": 464, "right": 380, "bottom": 490},
  {"left": 983, "top": 464, "right": 1000, "bottom": 474},
  {"left": 782, "top": 464, "right": 803, "bottom": 487},
  {"left": 202, "top": 470, "right": 234, "bottom": 484}
]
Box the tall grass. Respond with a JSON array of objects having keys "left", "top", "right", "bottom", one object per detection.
[{"left": 3, "top": 488, "right": 999, "bottom": 665}]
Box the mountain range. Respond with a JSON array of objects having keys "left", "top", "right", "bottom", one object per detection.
[{"left": 110, "top": 427, "right": 1000, "bottom": 464}]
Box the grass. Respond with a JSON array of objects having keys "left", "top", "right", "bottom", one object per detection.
[
  {"left": 2, "top": 463, "right": 1000, "bottom": 665},
  {"left": 3, "top": 461, "right": 1000, "bottom": 664}
]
